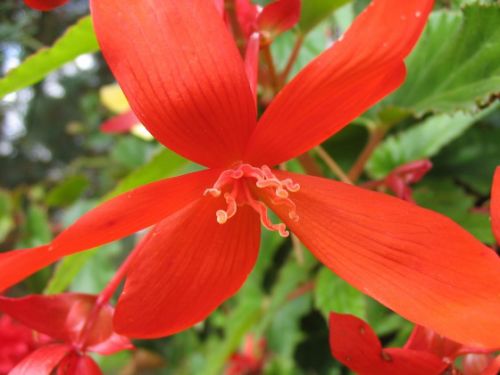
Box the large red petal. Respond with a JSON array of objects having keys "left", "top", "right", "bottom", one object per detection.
[
  {"left": 0, "top": 169, "right": 218, "bottom": 291},
  {"left": 244, "top": 0, "right": 433, "bottom": 166},
  {"left": 9, "top": 344, "right": 70, "bottom": 375},
  {"left": 329, "top": 313, "right": 446, "bottom": 375},
  {"left": 492, "top": 167, "right": 500, "bottom": 244},
  {"left": 91, "top": 0, "right": 257, "bottom": 168},
  {"left": 264, "top": 172, "right": 500, "bottom": 348},
  {"left": 114, "top": 199, "right": 260, "bottom": 338},
  {"left": 24, "top": 0, "right": 69, "bottom": 11}
]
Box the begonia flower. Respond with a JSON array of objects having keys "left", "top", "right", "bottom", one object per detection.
[
  {"left": 0, "top": 314, "right": 49, "bottom": 375},
  {"left": 3, "top": 0, "right": 500, "bottom": 348},
  {"left": 0, "top": 294, "right": 132, "bottom": 375},
  {"left": 329, "top": 313, "right": 500, "bottom": 375}
]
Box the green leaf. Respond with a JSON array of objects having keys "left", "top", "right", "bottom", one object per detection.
[
  {"left": 0, "top": 16, "right": 98, "bottom": 98},
  {"left": 44, "top": 250, "right": 97, "bottom": 294},
  {"left": 384, "top": 4, "right": 500, "bottom": 115},
  {"left": 105, "top": 147, "right": 187, "bottom": 199},
  {"left": 314, "top": 267, "right": 366, "bottom": 320},
  {"left": 111, "top": 137, "right": 150, "bottom": 170},
  {"left": 16, "top": 204, "right": 52, "bottom": 248},
  {"left": 366, "top": 107, "right": 495, "bottom": 179},
  {"left": 299, "top": 0, "right": 352, "bottom": 33},
  {"left": 202, "top": 299, "right": 262, "bottom": 375},
  {"left": 433, "top": 119, "right": 500, "bottom": 195},
  {"left": 413, "top": 179, "right": 495, "bottom": 243},
  {"left": 0, "top": 190, "right": 13, "bottom": 243},
  {"left": 46, "top": 175, "right": 89, "bottom": 208},
  {"left": 272, "top": 23, "right": 329, "bottom": 80}
]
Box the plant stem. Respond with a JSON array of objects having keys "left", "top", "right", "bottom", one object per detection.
[
  {"left": 262, "top": 44, "right": 280, "bottom": 94},
  {"left": 314, "top": 146, "right": 353, "bottom": 184},
  {"left": 280, "top": 34, "right": 304, "bottom": 85},
  {"left": 348, "top": 126, "right": 387, "bottom": 182},
  {"left": 297, "top": 153, "right": 324, "bottom": 177}
]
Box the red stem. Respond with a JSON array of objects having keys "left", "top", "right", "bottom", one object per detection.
[{"left": 75, "top": 249, "right": 137, "bottom": 350}]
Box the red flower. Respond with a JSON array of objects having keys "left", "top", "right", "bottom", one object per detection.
[
  {"left": 235, "top": 0, "right": 301, "bottom": 43},
  {"left": 23, "top": 0, "right": 69, "bottom": 11},
  {"left": 329, "top": 312, "right": 500, "bottom": 375},
  {"left": 0, "top": 294, "right": 132, "bottom": 374},
  {"left": 0, "top": 314, "right": 48, "bottom": 374},
  {"left": 3, "top": 0, "right": 500, "bottom": 348},
  {"left": 225, "top": 335, "right": 267, "bottom": 375},
  {"left": 363, "top": 159, "right": 432, "bottom": 202},
  {"left": 491, "top": 167, "right": 500, "bottom": 244}
]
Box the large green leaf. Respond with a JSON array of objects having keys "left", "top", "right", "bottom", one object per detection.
[
  {"left": 299, "top": 0, "right": 352, "bottom": 33},
  {"left": 433, "top": 118, "right": 500, "bottom": 195},
  {"left": 384, "top": 4, "right": 500, "bottom": 115},
  {"left": 413, "top": 179, "right": 495, "bottom": 244},
  {"left": 314, "top": 267, "right": 366, "bottom": 320},
  {"left": 366, "top": 106, "right": 496, "bottom": 179},
  {"left": 0, "top": 16, "right": 98, "bottom": 98},
  {"left": 46, "top": 175, "right": 89, "bottom": 208}
]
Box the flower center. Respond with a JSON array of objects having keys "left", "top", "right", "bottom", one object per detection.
[{"left": 204, "top": 164, "right": 300, "bottom": 237}]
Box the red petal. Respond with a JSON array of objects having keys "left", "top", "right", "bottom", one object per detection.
[
  {"left": 57, "top": 353, "right": 102, "bottom": 375},
  {"left": 100, "top": 111, "right": 140, "bottom": 134},
  {"left": 245, "top": 33, "right": 261, "bottom": 99},
  {"left": 264, "top": 172, "right": 500, "bottom": 348},
  {"left": 91, "top": 0, "right": 256, "bottom": 167},
  {"left": 23, "top": 0, "right": 69, "bottom": 11},
  {"left": 0, "top": 169, "right": 218, "bottom": 291},
  {"left": 213, "top": 0, "right": 225, "bottom": 16},
  {"left": 492, "top": 167, "right": 500, "bottom": 244},
  {"left": 87, "top": 332, "right": 133, "bottom": 355},
  {"left": 329, "top": 313, "right": 446, "bottom": 375},
  {"left": 404, "top": 325, "right": 464, "bottom": 361},
  {"left": 244, "top": 0, "right": 433, "bottom": 166},
  {"left": 482, "top": 355, "right": 500, "bottom": 375},
  {"left": 236, "top": 0, "right": 259, "bottom": 38},
  {"left": 257, "top": 0, "right": 301, "bottom": 40},
  {"left": 114, "top": 199, "right": 260, "bottom": 338},
  {"left": 9, "top": 344, "right": 70, "bottom": 375},
  {"left": 0, "top": 294, "right": 111, "bottom": 346}
]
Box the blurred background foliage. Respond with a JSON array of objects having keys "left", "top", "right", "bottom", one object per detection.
[{"left": 0, "top": 0, "right": 499, "bottom": 374}]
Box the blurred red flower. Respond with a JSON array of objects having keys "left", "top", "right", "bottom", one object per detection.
[{"left": 0, "top": 294, "right": 132, "bottom": 375}]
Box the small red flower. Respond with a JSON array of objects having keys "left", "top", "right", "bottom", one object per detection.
[
  {"left": 3, "top": 0, "right": 500, "bottom": 349},
  {"left": 235, "top": 0, "right": 301, "bottom": 43},
  {"left": 364, "top": 159, "right": 432, "bottom": 202},
  {"left": 225, "top": 335, "right": 267, "bottom": 375},
  {"left": 329, "top": 312, "right": 500, "bottom": 375},
  {"left": 23, "top": 0, "right": 69, "bottom": 11},
  {"left": 0, "top": 294, "right": 132, "bottom": 375}
]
